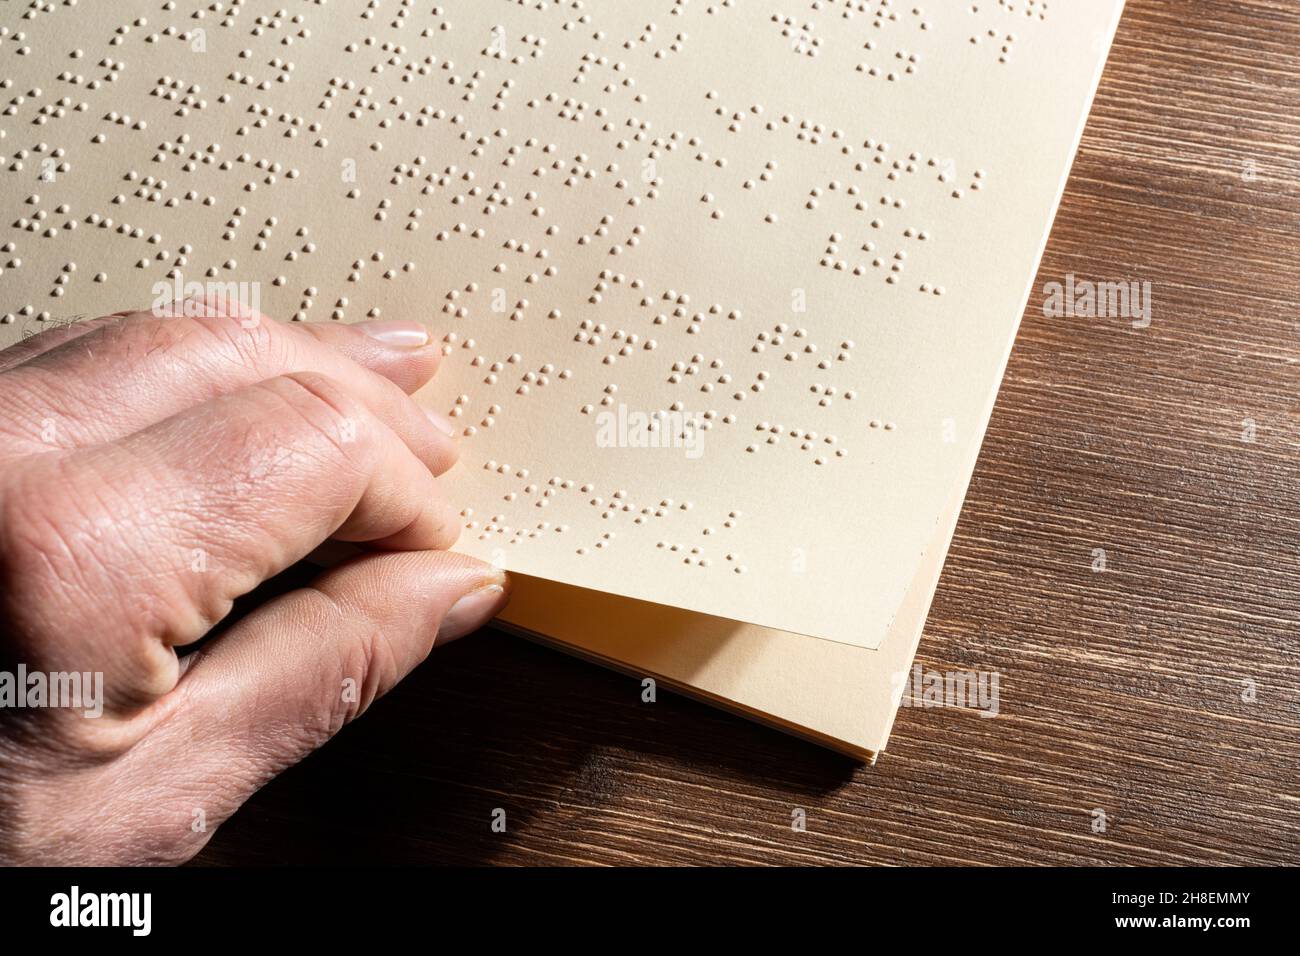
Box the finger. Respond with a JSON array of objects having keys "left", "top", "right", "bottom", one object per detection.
[
  {"left": 10, "top": 372, "right": 464, "bottom": 713},
  {"left": 186, "top": 549, "right": 508, "bottom": 729},
  {"left": 295, "top": 318, "right": 447, "bottom": 396},
  {"left": 64, "top": 552, "right": 508, "bottom": 863},
  {"left": 0, "top": 307, "right": 459, "bottom": 471},
  {"left": 0, "top": 312, "right": 131, "bottom": 374}
]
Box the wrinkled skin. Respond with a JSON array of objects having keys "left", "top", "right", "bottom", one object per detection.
[{"left": 0, "top": 302, "right": 508, "bottom": 864}]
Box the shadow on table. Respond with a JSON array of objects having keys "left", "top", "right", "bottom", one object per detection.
[{"left": 193, "top": 563, "right": 860, "bottom": 865}]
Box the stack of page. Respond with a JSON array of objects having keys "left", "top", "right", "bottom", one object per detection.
[{"left": 0, "top": 0, "right": 1125, "bottom": 759}]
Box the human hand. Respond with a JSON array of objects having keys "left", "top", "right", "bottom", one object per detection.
[{"left": 0, "top": 302, "right": 508, "bottom": 864}]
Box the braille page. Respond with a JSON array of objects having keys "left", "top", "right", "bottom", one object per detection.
[
  {"left": 495, "top": 183, "right": 996, "bottom": 761},
  {"left": 497, "top": 471, "right": 967, "bottom": 761},
  {"left": 494, "top": 1, "right": 1124, "bottom": 757},
  {"left": 0, "top": 1, "right": 1124, "bottom": 649}
]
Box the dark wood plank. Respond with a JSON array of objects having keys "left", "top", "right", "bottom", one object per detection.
[{"left": 196, "top": 0, "right": 1300, "bottom": 866}]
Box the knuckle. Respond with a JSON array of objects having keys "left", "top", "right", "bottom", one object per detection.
[
  {"left": 295, "top": 587, "right": 394, "bottom": 736},
  {"left": 0, "top": 457, "right": 181, "bottom": 701},
  {"left": 176, "top": 312, "right": 288, "bottom": 371},
  {"left": 100, "top": 311, "right": 197, "bottom": 356},
  {"left": 263, "top": 371, "right": 378, "bottom": 464},
  {"left": 114, "top": 308, "right": 290, "bottom": 377},
  {"left": 277, "top": 369, "right": 352, "bottom": 411}
]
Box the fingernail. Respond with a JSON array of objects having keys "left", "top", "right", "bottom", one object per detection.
[
  {"left": 426, "top": 408, "right": 460, "bottom": 439},
  {"left": 357, "top": 319, "right": 430, "bottom": 349},
  {"left": 438, "top": 578, "right": 509, "bottom": 645}
]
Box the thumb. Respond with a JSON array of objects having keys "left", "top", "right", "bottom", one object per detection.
[{"left": 149, "top": 550, "right": 508, "bottom": 838}]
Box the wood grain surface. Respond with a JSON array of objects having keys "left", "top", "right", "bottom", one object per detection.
[{"left": 196, "top": 0, "right": 1300, "bottom": 866}]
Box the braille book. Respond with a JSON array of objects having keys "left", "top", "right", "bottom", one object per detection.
[{"left": 0, "top": 0, "right": 1126, "bottom": 759}]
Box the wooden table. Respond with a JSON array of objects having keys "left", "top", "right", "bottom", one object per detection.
[{"left": 198, "top": 0, "right": 1300, "bottom": 866}]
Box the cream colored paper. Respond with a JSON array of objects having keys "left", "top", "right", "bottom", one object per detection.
[
  {"left": 0, "top": 1, "right": 1123, "bottom": 651},
  {"left": 498, "top": 470, "right": 967, "bottom": 761},
  {"left": 494, "top": 2, "right": 1125, "bottom": 757},
  {"left": 497, "top": 265, "right": 982, "bottom": 761}
]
